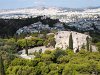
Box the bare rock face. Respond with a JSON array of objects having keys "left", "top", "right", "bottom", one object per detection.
[{"left": 55, "top": 31, "right": 89, "bottom": 52}]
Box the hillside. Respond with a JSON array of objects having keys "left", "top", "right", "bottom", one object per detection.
[
  {"left": 0, "top": 7, "right": 100, "bottom": 75},
  {"left": 0, "top": 16, "right": 59, "bottom": 37}
]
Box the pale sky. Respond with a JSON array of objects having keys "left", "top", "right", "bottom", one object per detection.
[{"left": 0, "top": 0, "right": 100, "bottom": 9}]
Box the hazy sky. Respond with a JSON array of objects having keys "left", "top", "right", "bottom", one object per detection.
[{"left": 0, "top": 0, "right": 100, "bottom": 9}]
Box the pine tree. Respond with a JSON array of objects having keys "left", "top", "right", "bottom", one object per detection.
[
  {"left": 86, "top": 36, "right": 90, "bottom": 51},
  {"left": 25, "top": 39, "right": 28, "bottom": 55},
  {"left": 0, "top": 56, "right": 5, "bottom": 75},
  {"left": 69, "top": 33, "right": 73, "bottom": 50}
]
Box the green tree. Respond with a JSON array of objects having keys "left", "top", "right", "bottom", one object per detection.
[
  {"left": 25, "top": 39, "right": 28, "bottom": 55},
  {"left": 44, "top": 34, "right": 56, "bottom": 48},
  {"left": 86, "top": 36, "right": 90, "bottom": 51},
  {"left": 0, "top": 56, "right": 5, "bottom": 75},
  {"left": 37, "top": 40, "right": 43, "bottom": 46},
  {"left": 69, "top": 33, "right": 73, "bottom": 50},
  {"left": 6, "top": 66, "right": 36, "bottom": 75},
  {"left": 17, "top": 39, "right": 26, "bottom": 48},
  {"left": 57, "top": 55, "right": 69, "bottom": 64}
]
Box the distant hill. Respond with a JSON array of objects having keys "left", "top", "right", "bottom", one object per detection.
[{"left": 0, "top": 16, "right": 59, "bottom": 37}]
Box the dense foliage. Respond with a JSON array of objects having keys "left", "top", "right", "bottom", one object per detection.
[
  {"left": 0, "top": 31, "right": 99, "bottom": 75},
  {"left": 4, "top": 49, "right": 100, "bottom": 75},
  {"left": 0, "top": 38, "right": 17, "bottom": 53},
  {"left": 44, "top": 34, "right": 56, "bottom": 48},
  {"left": 17, "top": 37, "right": 44, "bottom": 49},
  {"left": 0, "top": 34, "right": 100, "bottom": 75},
  {"left": 0, "top": 56, "right": 5, "bottom": 75}
]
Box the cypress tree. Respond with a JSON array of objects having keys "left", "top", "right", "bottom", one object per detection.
[
  {"left": 25, "top": 39, "right": 28, "bottom": 55},
  {"left": 90, "top": 38, "right": 92, "bottom": 52},
  {"left": 86, "top": 36, "right": 90, "bottom": 51},
  {"left": 69, "top": 33, "right": 73, "bottom": 50},
  {"left": 0, "top": 56, "right": 5, "bottom": 75},
  {"left": 90, "top": 42, "right": 92, "bottom": 52}
]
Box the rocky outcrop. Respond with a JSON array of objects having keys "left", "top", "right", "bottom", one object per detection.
[{"left": 55, "top": 31, "right": 89, "bottom": 52}]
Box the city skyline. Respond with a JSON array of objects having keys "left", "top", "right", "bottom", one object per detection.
[{"left": 0, "top": 0, "right": 100, "bottom": 9}]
